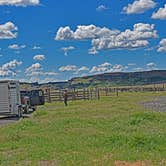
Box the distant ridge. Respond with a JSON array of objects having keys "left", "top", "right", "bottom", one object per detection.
[{"left": 20, "top": 70, "right": 166, "bottom": 89}]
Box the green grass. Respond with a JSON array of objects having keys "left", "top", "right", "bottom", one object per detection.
[{"left": 0, "top": 92, "right": 166, "bottom": 166}]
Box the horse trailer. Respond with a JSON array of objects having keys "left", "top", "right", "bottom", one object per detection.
[{"left": 0, "top": 80, "right": 22, "bottom": 117}]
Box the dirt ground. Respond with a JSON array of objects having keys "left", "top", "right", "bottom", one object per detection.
[
  {"left": 142, "top": 96, "right": 166, "bottom": 112},
  {"left": 115, "top": 161, "right": 150, "bottom": 166},
  {"left": 0, "top": 114, "right": 31, "bottom": 126},
  {"left": 0, "top": 116, "right": 20, "bottom": 126}
]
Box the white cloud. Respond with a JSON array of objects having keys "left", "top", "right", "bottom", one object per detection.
[
  {"left": 0, "top": 59, "right": 22, "bottom": 77},
  {"left": 74, "top": 66, "right": 89, "bottom": 74},
  {"left": 25, "top": 63, "right": 57, "bottom": 81},
  {"left": 145, "top": 47, "right": 154, "bottom": 51},
  {"left": 32, "top": 46, "right": 42, "bottom": 50},
  {"left": 157, "top": 39, "right": 166, "bottom": 52},
  {"left": 59, "top": 65, "right": 89, "bottom": 74},
  {"left": 26, "top": 71, "right": 57, "bottom": 77},
  {"left": 43, "top": 72, "right": 57, "bottom": 76},
  {"left": 56, "top": 23, "right": 157, "bottom": 51},
  {"left": 146, "top": 62, "right": 157, "bottom": 70},
  {"left": 92, "top": 23, "right": 157, "bottom": 50},
  {"left": 25, "top": 63, "right": 42, "bottom": 73},
  {"left": 8, "top": 44, "right": 26, "bottom": 50},
  {"left": 123, "top": 0, "right": 156, "bottom": 14},
  {"left": 55, "top": 26, "right": 74, "bottom": 40},
  {"left": 59, "top": 65, "right": 77, "bottom": 72},
  {"left": 0, "top": 0, "right": 40, "bottom": 7},
  {"left": 22, "top": 76, "right": 60, "bottom": 84},
  {"left": 92, "top": 38, "right": 149, "bottom": 50},
  {"left": 96, "top": 5, "right": 109, "bottom": 12},
  {"left": 1, "top": 59, "right": 22, "bottom": 70},
  {"left": 90, "top": 62, "right": 112, "bottom": 74},
  {"left": 134, "top": 67, "right": 143, "bottom": 71},
  {"left": 61, "top": 46, "right": 75, "bottom": 56},
  {"left": 152, "top": 4, "right": 166, "bottom": 20},
  {"left": 89, "top": 63, "right": 125, "bottom": 74},
  {"left": 88, "top": 47, "right": 99, "bottom": 55},
  {"left": 33, "top": 54, "right": 45, "bottom": 61},
  {"left": 0, "top": 22, "right": 18, "bottom": 39},
  {"left": 77, "top": 66, "right": 89, "bottom": 72},
  {"left": 112, "top": 64, "right": 124, "bottom": 72},
  {"left": 55, "top": 24, "right": 120, "bottom": 40},
  {"left": 99, "top": 62, "right": 112, "bottom": 68},
  {"left": 90, "top": 66, "right": 109, "bottom": 73},
  {"left": 39, "top": 77, "right": 59, "bottom": 84}
]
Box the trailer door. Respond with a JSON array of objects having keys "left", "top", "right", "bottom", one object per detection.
[
  {"left": 9, "top": 83, "right": 20, "bottom": 114},
  {"left": 0, "top": 84, "right": 10, "bottom": 113},
  {"left": 30, "top": 90, "right": 45, "bottom": 106}
]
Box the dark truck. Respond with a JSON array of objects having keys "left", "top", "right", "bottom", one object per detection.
[{"left": 20, "top": 89, "right": 45, "bottom": 113}]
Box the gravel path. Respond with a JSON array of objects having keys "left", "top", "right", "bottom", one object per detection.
[
  {"left": 0, "top": 114, "right": 31, "bottom": 126},
  {"left": 142, "top": 96, "right": 166, "bottom": 112},
  {"left": 0, "top": 116, "right": 20, "bottom": 126}
]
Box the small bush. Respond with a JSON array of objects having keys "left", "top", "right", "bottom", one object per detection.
[{"left": 130, "top": 112, "right": 156, "bottom": 125}]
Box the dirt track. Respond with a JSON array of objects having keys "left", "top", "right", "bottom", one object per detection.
[
  {"left": 142, "top": 96, "right": 166, "bottom": 112},
  {"left": 0, "top": 114, "right": 31, "bottom": 126},
  {"left": 0, "top": 116, "right": 20, "bottom": 126}
]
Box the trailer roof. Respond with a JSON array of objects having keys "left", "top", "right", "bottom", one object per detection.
[{"left": 0, "top": 80, "right": 19, "bottom": 83}]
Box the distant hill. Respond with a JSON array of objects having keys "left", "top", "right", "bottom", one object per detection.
[
  {"left": 69, "top": 70, "right": 166, "bottom": 88},
  {"left": 20, "top": 81, "right": 69, "bottom": 90},
  {"left": 20, "top": 70, "right": 166, "bottom": 89}
]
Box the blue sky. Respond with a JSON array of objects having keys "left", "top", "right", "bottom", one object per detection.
[{"left": 0, "top": 0, "right": 166, "bottom": 83}]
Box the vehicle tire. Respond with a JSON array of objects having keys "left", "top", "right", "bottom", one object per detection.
[
  {"left": 32, "top": 107, "right": 36, "bottom": 111},
  {"left": 32, "top": 106, "right": 37, "bottom": 111}
]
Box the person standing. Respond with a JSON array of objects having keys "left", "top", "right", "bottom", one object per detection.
[{"left": 63, "top": 90, "right": 68, "bottom": 106}]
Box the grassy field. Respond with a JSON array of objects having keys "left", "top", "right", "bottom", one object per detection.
[{"left": 0, "top": 92, "right": 166, "bottom": 166}]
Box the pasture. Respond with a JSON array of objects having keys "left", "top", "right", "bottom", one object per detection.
[{"left": 0, "top": 92, "right": 166, "bottom": 166}]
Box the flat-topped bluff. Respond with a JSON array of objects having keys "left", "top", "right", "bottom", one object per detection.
[{"left": 20, "top": 70, "right": 166, "bottom": 89}]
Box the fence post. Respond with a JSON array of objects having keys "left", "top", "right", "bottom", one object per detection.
[
  {"left": 71, "top": 89, "right": 74, "bottom": 100},
  {"left": 83, "top": 88, "right": 86, "bottom": 100},
  {"left": 48, "top": 88, "right": 51, "bottom": 103},
  {"left": 59, "top": 90, "right": 62, "bottom": 101},
  {"left": 73, "top": 88, "right": 76, "bottom": 100},
  {"left": 87, "top": 88, "right": 90, "bottom": 100},
  {"left": 90, "top": 88, "right": 93, "bottom": 100},
  {"left": 97, "top": 88, "right": 100, "bottom": 100},
  {"left": 116, "top": 88, "right": 119, "bottom": 97},
  {"left": 97, "top": 89, "right": 100, "bottom": 100},
  {"left": 105, "top": 87, "right": 108, "bottom": 96}
]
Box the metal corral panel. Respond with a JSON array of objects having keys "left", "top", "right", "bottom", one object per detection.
[{"left": 0, "top": 83, "right": 10, "bottom": 113}]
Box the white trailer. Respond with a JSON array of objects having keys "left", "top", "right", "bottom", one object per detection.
[{"left": 0, "top": 80, "right": 22, "bottom": 117}]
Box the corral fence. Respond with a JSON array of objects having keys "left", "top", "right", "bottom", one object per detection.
[
  {"left": 44, "top": 84, "right": 166, "bottom": 103},
  {"left": 44, "top": 88, "right": 100, "bottom": 103}
]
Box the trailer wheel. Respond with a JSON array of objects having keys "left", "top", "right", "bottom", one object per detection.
[
  {"left": 32, "top": 106, "right": 37, "bottom": 111},
  {"left": 32, "top": 108, "right": 36, "bottom": 111}
]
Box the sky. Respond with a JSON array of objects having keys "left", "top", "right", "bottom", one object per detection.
[{"left": 0, "top": 0, "right": 166, "bottom": 83}]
